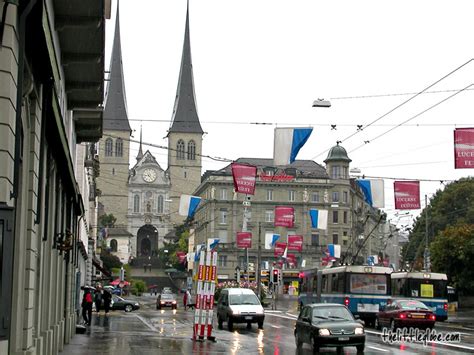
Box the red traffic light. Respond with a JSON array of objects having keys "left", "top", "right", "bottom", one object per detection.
[{"left": 273, "top": 270, "right": 278, "bottom": 275}]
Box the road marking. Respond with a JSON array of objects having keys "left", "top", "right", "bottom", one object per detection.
[
  {"left": 135, "top": 315, "right": 158, "bottom": 332},
  {"left": 265, "top": 310, "right": 282, "bottom": 314},
  {"left": 367, "top": 345, "right": 389, "bottom": 352},
  {"left": 265, "top": 313, "right": 298, "bottom": 321},
  {"left": 430, "top": 341, "right": 474, "bottom": 351},
  {"left": 286, "top": 313, "right": 299, "bottom": 318},
  {"left": 271, "top": 325, "right": 282, "bottom": 329},
  {"left": 366, "top": 330, "right": 382, "bottom": 335}
]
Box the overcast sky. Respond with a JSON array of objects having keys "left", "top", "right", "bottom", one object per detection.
[{"left": 107, "top": 0, "right": 474, "bottom": 229}]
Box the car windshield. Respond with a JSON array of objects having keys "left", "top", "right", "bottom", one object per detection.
[
  {"left": 399, "top": 300, "right": 429, "bottom": 310},
  {"left": 229, "top": 294, "right": 260, "bottom": 305},
  {"left": 161, "top": 294, "right": 174, "bottom": 300},
  {"left": 312, "top": 307, "right": 354, "bottom": 321}
]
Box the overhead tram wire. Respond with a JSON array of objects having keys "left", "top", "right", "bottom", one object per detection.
[
  {"left": 329, "top": 87, "right": 474, "bottom": 101},
  {"left": 310, "top": 58, "right": 474, "bottom": 160}
]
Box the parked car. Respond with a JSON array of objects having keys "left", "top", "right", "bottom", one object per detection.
[
  {"left": 156, "top": 293, "right": 178, "bottom": 310},
  {"left": 216, "top": 288, "right": 264, "bottom": 331},
  {"left": 111, "top": 295, "right": 140, "bottom": 312},
  {"left": 294, "top": 303, "right": 365, "bottom": 353},
  {"left": 375, "top": 299, "right": 436, "bottom": 330}
]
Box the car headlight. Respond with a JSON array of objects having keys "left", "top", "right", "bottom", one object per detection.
[
  {"left": 231, "top": 309, "right": 240, "bottom": 315},
  {"left": 319, "top": 328, "right": 330, "bottom": 336},
  {"left": 135, "top": 302, "right": 139, "bottom": 306},
  {"left": 355, "top": 327, "right": 364, "bottom": 335}
]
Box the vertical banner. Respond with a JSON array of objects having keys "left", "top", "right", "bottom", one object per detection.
[
  {"left": 231, "top": 163, "right": 258, "bottom": 195},
  {"left": 394, "top": 181, "right": 421, "bottom": 210},
  {"left": 274, "top": 206, "right": 295, "bottom": 227},
  {"left": 454, "top": 128, "right": 474, "bottom": 169},
  {"left": 274, "top": 242, "right": 287, "bottom": 257},
  {"left": 236, "top": 232, "right": 252, "bottom": 249},
  {"left": 287, "top": 235, "right": 303, "bottom": 252},
  {"left": 287, "top": 253, "right": 297, "bottom": 266},
  {"left": 273, "top": 127, "right": 313, "bottom": 166}
]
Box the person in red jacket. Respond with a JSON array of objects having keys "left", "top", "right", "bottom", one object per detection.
[{"left": 81, "top": 289, "right": 93, "bottom": 325}]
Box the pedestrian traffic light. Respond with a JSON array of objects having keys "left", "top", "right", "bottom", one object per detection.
[{"left": 272, "top": 269, "right": 279, "bottom": 284}]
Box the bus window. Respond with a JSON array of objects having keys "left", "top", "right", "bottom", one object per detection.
[
  {"left": 350, "top": 274, "right": 388, "bottom": 294},
  {"left": 408, "top": 279, "right": 447, "bottom": 298},
  {"left": 331, "top": 273, "right": 344, "bottom": 293},
  {"left": 391, "top": 278, "right": 406, "bottom": 296}
]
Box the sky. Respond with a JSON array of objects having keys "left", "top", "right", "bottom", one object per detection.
[{"left": 106, "top": 0, "right": 474, "bottom": 230}]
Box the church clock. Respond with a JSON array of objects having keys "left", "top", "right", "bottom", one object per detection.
[{"left": 142, "top": 168, "right": 157, "bottom": 183}]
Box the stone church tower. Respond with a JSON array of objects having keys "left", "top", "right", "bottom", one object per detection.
[
  {"left": 167, "top": 2, "right": 204, "bottom": 226},
  {"left": 97, "top": 4, "right": 132, "bottom": 229}
]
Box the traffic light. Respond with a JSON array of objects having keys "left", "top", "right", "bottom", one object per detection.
[{"left": 272, "top": 269, "right": 279, "bottom": 284}]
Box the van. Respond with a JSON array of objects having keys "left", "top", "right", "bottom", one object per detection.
[{"left": 216, "top": 288, "right": 265, "bottom": 331}]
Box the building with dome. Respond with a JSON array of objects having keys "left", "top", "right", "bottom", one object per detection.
[{"left": 191, "top": 144, "right": 386, "bottom": 292}]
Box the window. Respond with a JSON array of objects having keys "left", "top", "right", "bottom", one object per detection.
[
  {"left": 110, "top": 239, "right": 118, "bottom": 252},
  {"left": 187, "top": 140, "right": 196, "bottom": 160},
  {"left": 133, "top": 195, "right": 140, "bottom": 213},
  {"left": 343, "top": 191, "right": 348, "bottom": 203},
  {"left": 115, "top": 138, "right": 123, "bottom": 157},
  {"left": 332, "top": 211, "right": 339, "bottom": 224},
  {"left": 332, "top": 233, "right": 339, "bottom": 245},
  {"left": 331, "top": 273, "right": 345, "bottom": 293},
  {"left": 311, "top": 192, "right": 320, "bottom": 203},
  {"left": 105, "top": 138, "right": 113, "bottom": 156},
  {"left": 266, "top": 189, "right": 273, "bottom": 201},
  {"left": 331, "top": 166, "right": 341, "bottom": 179},
  {"left": 219, "top": 209, "right": 228, "bottom": 224},
  {"left": 218, "top": 255, "right": 227, "bottom": 267},
  {"left": 289, "top": 190, "right": 296, "bottom": 201},
  {"left": 218, "top": 230, "right": 228, "bottom": 243},
  {"left": 311, "top": 233, "right": 319, "bottom": 246},
  {"left": 265, "top": 210, "right": 274, "bottom": 223},
  {"left": 220, "top": 188, "right": 228, "bottom": 200},
  {"left": 112, "top": 168, "right": 115, "bottom": 175},
  {"left": 157, "top": 195, "right": 164, "bottom": 213},
  {"left": 343, "top": 211, "right": 348, "bottom": 224},
  {"left": 177, "top": 139, "right": 185, "bottom": 160},
  {"left": 332, "top": 191, "right": 339, "bottom": 202},
  {"left": 350, "top": 274, "right": 388, "bottom": 295}
]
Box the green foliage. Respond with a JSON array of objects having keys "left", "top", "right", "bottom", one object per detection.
[
  {"left": 123, "top": 264, "right": 131, "bottom": 280},
  {"left": 402, "top": 178, "right": 474, "bottom": 264},
  {"left": 131, "top": 279, "right": 147, "bottom": 296},
  {"left": 430, "top": 224, "right": 474, "bottom": 295},
  {"left": 100, "top": 249, "right": 122, "bottom": 272},
  {"left": 99, "top": 213, "right": 116, "bottom": 228},
  {"left": 157, "top": 224, "right": 189, "bottom": 271}
]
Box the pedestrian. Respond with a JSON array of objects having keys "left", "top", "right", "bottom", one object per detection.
[
  {"left": 81, "top": 288, "right": 93, "bottom": 325},
  {"left": 183, "top": 289, "right": 188, "bottom": 310},
  {"left": 186, "top": 289, "right": 194, "bottom": 310},
  {"left": 103, "top": 290, "right": 112, "bottom": 314},
  {"left": 94, "top": 289, "right": 102, "bottom": 313}
]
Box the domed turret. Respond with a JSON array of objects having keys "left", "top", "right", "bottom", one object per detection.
[
  {"left": 324, "top": 144, "right": 352, "bottom": 164},
  {"left": 324, "top": 143, "right": 351, "bottom": 179}
]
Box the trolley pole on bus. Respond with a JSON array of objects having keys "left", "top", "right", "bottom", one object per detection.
[{"left": 424, "top": 195, "right": 431, "bottom": 271}]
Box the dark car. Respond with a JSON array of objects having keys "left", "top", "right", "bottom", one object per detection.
[
  {"left": 111, "top": 295, "right": 140, "bottom": 312},
  {"left": 375, "top": 299, "right": 436, "bottom": 330},
  {"left": 156, "top": 293, "right": 178, "bottom": 310},
  {"left": 294, "top": 303, "right": 365, "bottom": 353}
]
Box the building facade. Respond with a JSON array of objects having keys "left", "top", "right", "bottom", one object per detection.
[{"left": 0, "top": 1, "right": 107, "bottom": 354}]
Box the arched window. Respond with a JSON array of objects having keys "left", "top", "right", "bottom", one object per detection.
[
  {"left": 187, "top": 140, "right": 196, "bottom": 160},
  {"left": 105, "top": 138, "right": 113, "bottom": 156},
  {"left": 157, "top": 195, "right": 164, "bottom": 214},
  {"left": 177, "top": 139, "right": 185, "bottom": 160},
  {"left": 115, "top": 138, "right": 123, "bottom": 157},
  {"left": 110, "top": 239, "right": 118, "bottom": 252},
  {"left": 133, "top": 194, "right": 140, "bottom": 213}
]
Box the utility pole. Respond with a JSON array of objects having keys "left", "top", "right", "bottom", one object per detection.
[
  {"left": 257, "top": 222, "right": 262, "bottom": 299},
  {"left": 242, "top": 196, "right": 251, "bottom": 282},
  {"left": 424, "top": 195, "right": 430, "bottom": 271}
]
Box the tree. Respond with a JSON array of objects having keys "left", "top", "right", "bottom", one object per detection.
[
  {"left": 157, "top": 225, "right": 189, "bottom": 270},
  {"left": 430, "top": 224, "right": 474, "bottom": 295},
  {"left": 100, "top": 249, "right": 122, "bottom": 272},
  {"left": 99, "top": 213, "right": 116, "bottom": 228},
  {"left": 402, "top": 178, "right": 474, "bottom": 265}
]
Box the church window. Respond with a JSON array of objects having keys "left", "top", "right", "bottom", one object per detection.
[
  {"left": 187, "top": 140, "right": 196, "bottom": 160},
  {"left": 146, "top": 201, "right": 151, "bottom": 213},
  {"left": 133, "top": 195, "right": 140, "bottom": 213},
  {"left": 177, "top": 139, "right": 185, "bottom": 160},
  {"left": 115, "top": 138, "right": 123, "bottom": 157},
  {"left": 105, "top": 138, "right": 113, "bottom": 156},
  {"left": 157, "top": 195, "right": 164, "bottom": 214},
  {"left": 110, "top": 239, "right": 118, "bottom": 252}
]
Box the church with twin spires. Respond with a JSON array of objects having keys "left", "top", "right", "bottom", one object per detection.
[{"left": 96, "top": 2, "right": 203, "bottom": 263}]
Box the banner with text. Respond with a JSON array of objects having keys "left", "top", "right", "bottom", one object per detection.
[
  {"left": 236, "top": 232, "right": 252, "bottom": 249},
  {"left": 394, "top": 181, "right": 421, "bottom": 210},
  {"left": 274, "top": 206, "right": 295, "bottom": 228},
  {"left": 454, "top": 128, "right": 474, "bottom": 169},
  {"left": 274, "top": 242, "right": 287, "bottom": 257},
  {"left": 287, "top": 235, "right": 303, "bottom": 252},
  {"left": 231, "top": 163, "right": 257, "bottom": 195}
]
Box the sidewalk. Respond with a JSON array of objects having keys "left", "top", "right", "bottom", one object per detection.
[{"left": 445, "top": 308, "right": 474, "bottom": 327}]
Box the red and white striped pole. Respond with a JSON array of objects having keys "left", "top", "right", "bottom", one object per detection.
[
  {"left": 207, "top": 251, "right": 217, "bottom": 338},
  {"left": 193, "top": 251, "right": 205, "bottom": 340}
]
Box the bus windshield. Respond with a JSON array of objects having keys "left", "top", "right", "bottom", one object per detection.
[
  {"left": 408, "top": 279, "right": 447, "bottom": 298},
  {"left": 350, "top": 273, "right": 388, "bottom": 295}
]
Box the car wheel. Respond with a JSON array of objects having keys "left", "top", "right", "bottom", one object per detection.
[
  {"left": 356, "top": 344, "right": 365, "bottom": 353},
  {"left": 295, "top": 331, "right": 303, "bottom": 348},
  {"left": 125, "top": 305, "right": 133, "bottom": 312},
  {"left": 217, "top": 315, "right": 223, "bottom": 329},
  {"left": 390, "top": 319, "right": 396, "bottom": 331},
  {"left": 375, "top": 317, "right": 381, "bottom": 330},
  {"left": 227, "top": 318, "right": 233, "bottom": 332},
  {"left": 336, "top": 347, "right": 343, "bottom": 354},
  {"left": 257, "top": 320, "right": 264, "bottom": 329}
]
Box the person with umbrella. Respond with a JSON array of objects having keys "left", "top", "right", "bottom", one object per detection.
[
  {"left": 103, "top": 289, "right": 112, "bottom": 314},
  {"left": 81, "top": 287, "right": 94, "bottom": 325}
]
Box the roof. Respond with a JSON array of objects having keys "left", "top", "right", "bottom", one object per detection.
[
  {"left": 224, "top": 288, "right": 258, "bottom": 295},
  {"left": 167, "top": 2, "right": 203, "bottom": 135},
  {"left": 320, "top": 265, "right": 393, "bottom": 275},
  {"left": 103, "top": 3, "right": 131, "bottom": 132},
  {"left": 107, "top": 228, "right": 133, "bottom": 237},
  {"left": 324, "top": 144, "right": 352, "bottom": 163},
  {"left": 391, "top": 272, "right": 447, "bottom": 281}
]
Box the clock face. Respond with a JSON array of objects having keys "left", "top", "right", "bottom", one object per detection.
[{"left": 142, "top": 168, "right": 157, "bottom": 183}]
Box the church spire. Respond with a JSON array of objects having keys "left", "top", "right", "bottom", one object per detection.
[
  {"left": 168, "top": 0, "right": 203, "bottom": 135},
  {"left": 103, "top": 1, "right": 131, "bottom": 132},
  {"left": 136, "top": 125, "right": 143, "bottom": 161}
]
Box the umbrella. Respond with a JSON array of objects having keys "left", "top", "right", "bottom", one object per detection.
[
  {"left": 110, "top": 278, "right": 130, "bottom": 286},
  {"left": 148, "top": 284, "right": 158, "bottom": 289},
  {"left": 81, "top": 285, "right": 96, "bottom": 291}
]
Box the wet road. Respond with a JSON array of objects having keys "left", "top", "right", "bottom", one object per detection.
[{"left": 63, "top": 301, "right": 474, "bottom": 354}]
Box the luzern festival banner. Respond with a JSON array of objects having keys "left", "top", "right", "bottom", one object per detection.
[
  {"left": 454, "top": 128, "right": 474, "bottom": 169},
  {"left": 287, "top": 235, "right": 303, "bottom": 252},
  {"left": 231, "top": 163, "right": 257, "bottom": 195},
  {"left": 394, "top": 181, "right": 421, "bottom": 210},
  {"left": 236, "top": 232, "right": 252, "bottom": 249},
  {"left": 274, "top": 206, "right": 295, "bottom": 228}
]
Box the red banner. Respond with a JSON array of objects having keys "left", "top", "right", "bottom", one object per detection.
[
  {"left": 274, "top": 242, "right": 287, "bottom": 257},
  {"left": 287, "top": 253, "right": 297, "bottom": 266},
  {"left": 287, "top": 235, "right": 303, "bottom": 252},
  {"left": 236, "top": 232, "right": 252, "bottom": 249},
  {"left": 394, "top": 181, "right": 421, "bottom": 210},
  {"left": 274, "top": 206, "right": 294, "bottom": 228},
  {"left": 231, "top": 163, "right": 257, "bottom": 195},
  {"left": 454, "top": 128, "right": 474, "bottom": 169},
  {"left": 176, "top": 251, "right": 187, "bottom": 264}
]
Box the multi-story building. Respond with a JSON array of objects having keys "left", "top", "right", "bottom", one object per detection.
[
  {"left": 192, "top": 145, "right": 386, "bottom": 289},
  {"left": 0, "top": 1, "right": 107, "bottom": 354}
]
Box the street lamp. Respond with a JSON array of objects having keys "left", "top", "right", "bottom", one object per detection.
[{"left": 312, "top": 98, "right": 331, "bottom": 108}]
